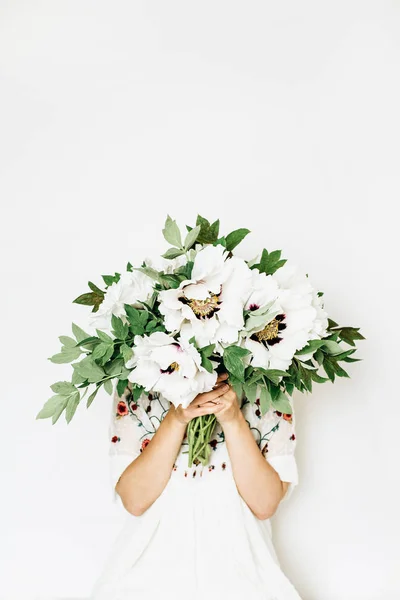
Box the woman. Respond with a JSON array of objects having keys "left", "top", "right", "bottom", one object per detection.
[{"left": 90, "top": 372, "right": 302, "bottom": 600}]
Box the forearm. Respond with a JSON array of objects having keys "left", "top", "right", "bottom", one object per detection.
[
  {"left": 222, "top": 411, "right": 285, "bottom": 520},
  {"left": 116, "top": 406, "right": 186, "bottom": 516}
]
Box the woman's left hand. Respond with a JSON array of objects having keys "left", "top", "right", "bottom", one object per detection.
[{"left": 212, "top": 380, "right": 242, "bottom": 426}]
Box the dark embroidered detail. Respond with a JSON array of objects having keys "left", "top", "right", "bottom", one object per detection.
[
  {"left": 111, "top": 436, "right": 120, "bottom": 443},
  {"left": 140, "top": 438, "right": 151, "bottom": 452},
  {"left": 116, "top": 401, "right": 129, "bottom": 417},
  {"left": 222, "top": 462, "right": 226, "bottom": 470}
]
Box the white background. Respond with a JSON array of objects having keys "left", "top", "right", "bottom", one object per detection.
[{"left": 1, "top": 1, "right": 399, "bottom": 599}]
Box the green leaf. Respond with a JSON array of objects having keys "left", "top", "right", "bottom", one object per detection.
[
  {"left": 258, "top": 368, "right": 287, "bottom": 386},
  {"left": 59, "top": 336, "right": 76, "bottom": 347},
  {"left": 201, "top": 356, "right": 214, "bottom": 373},
  {"left": 65, "top": 391, "right": 80, "bottom": 423},
  {"left": 184, "top": 225, "right": 201, "bottom": 250},
  {"left": 73, "top": 282, "right": 104, "bottom": 312},
  {"left": 50, "top": 381, "right": 76, "bottom": 395},
  {"left": 159, "top": 274, "right": 182, "bottom": 289},
  {"left": 102, "top": 273, "right": 121, "bottom": 286},
  {"left": 117, "top": 379, "right": 129, "bottom": 397},
  {"left": 52, "top": 398, "right": 69, "bottom": 424},
  {"left": 162, "top": 247, "right": 185, "bottom": 260},
  {"left": 134, "top": 266, "right": 162, "bottom": 283},
  {"left": 310, "top": 370, "right": 329, "bottom": 383},
  {"left": 72, "top": 323, "right": 90, "bottom": 343},
  {"left": 162, "top": 215, "right": 183, "bottom": 248},
  {"left": 121, "top": 343, "right": 134, "bottom": 363},
  {"left": 272, "top": 391, "right": 292, "bottom": 414},
  {"left": 104, "top": 357, "right": 128, "bottom": 377},
  {"left": 36, "top": 395, "right": 67, "bottom": 420},
  {"left": 111, "top": 314, "right": 129, "bottom": 340},
  {"left": 98, "top": 343, "right": 115, "bottom": 366},
  {"left": 296, "top": 340, "right": 326, "bottom": 355},
  {"left": 254, "top": 249, "right": 287, "bottom": 275},
  {"left": 74, "top": 357, "right": 106, "bottom": 383},
  {"left": 71, "top": 369, "right": 86, "bottom": 385},
  {"left": 96, "top": 329, "right": 114, "bottom": 344},
  {"left": 48, "top": 346, "right": 82, "bottom": 364},
  {"left": 225, "top": 228, "right": 250, "bottom": 251},
  {"left": 195, "top": 215, "right": 220, "bottom": 244},
  {"left": 244, "top": 382, "right": 258, "bottom": 404},
  {"left": 104, "top": 379, "right": 113, "bottom": 395},
  {"left": 92, "top": 342, "right": 111, "bottom": 361},
  {"left": 259, "top": 385, "right": 272, "bottom": 414},
  {"left": 322, "top": 340, "right": 344, "bottom": 355},
  {"left": 200, "top": 344, "right": 215, "bottom": 358},
  {"left": 124, "top": 304, "right": 146, "bottom": 334},
  {"left": 223, "top": 346, "right": 251, "bottom": 383},
  {"left": 228, "top": 374, "right": 244, "bottom": 401},
  {"left": 86, "top": 385, "right": 101, "bottom": 408}
]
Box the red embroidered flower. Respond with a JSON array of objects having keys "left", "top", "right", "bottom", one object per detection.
[
  {"left": 111, "top": 435, "right": 120, "bottom": 443},
  {"left": 275, "top": 410, "right": 282, "bottom": 416},
  {"left": 283, "top": 413, "right": 293, "bottom": 423},
  {"left": 290, "top": 434, "right": 296, "bottom": 441},
  {"left": 141, "top": 438, "right": 151, "bottom": 451},
  {"left": 117, "top": 401, "right": 128, "bottom": 416},
  {"left": 255, "top": 408, "right": 261, "bottom": 417},
  {"left": 130, "top": 402, "right": 138, "bottom": 411},
  {"left": 221, "top": 462, "right": 226, "bottom": 470},
  {"left": 261, "top": 442, "right": 269, "bottom": 456},
  {"left": 208, "top": 465, "right": 215, "bottom": 472},
  {"left": 209, "top": 439, "right": 218, "bottom": 450},
  {"left": 193, "top": 470, "right": 197, "bottom": 478}
]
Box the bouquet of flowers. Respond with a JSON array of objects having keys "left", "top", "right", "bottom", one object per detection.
[{"left": 38, "top": 215, "right": 364, "bottom": 466}]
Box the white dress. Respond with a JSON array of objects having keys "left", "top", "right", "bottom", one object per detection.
[{"left": 90, "top": 385, "right": 302, "bottom": 600}]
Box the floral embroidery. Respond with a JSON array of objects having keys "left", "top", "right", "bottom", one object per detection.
[
  {"left": 290, "top": 434, "right": 296, "bottom": 441},
  {"left": 275, "top": 410, "right": 293, "bottom": 423},
  {"left": 111, "top": 435, "right": 120, "bottom": 443},
  {"left": 221, "top": 462, "right": 226, "bottom": 470},
  {"left": 130, "top": 402, "right": 138, "bottom": 411},
  {"left": 140, "top": 438, "right": 151, "bottom": 452},
  {"left": 116, "top": 401, "right": 128, "bottom": 416},
  {"left": 208, "top": 465, "right": 215, "bottom": 472}
]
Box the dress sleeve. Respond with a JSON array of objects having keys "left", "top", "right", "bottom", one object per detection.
[
  {"left": 108, "top": 383, "right": 142, "bottom": 503},
  {"left": 257, "top": 398, "right": 299, "bottom": 504}
]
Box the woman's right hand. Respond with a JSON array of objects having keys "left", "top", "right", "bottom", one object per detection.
[{"left": 171, "top": 372, "right": 230, "bottom": 425}]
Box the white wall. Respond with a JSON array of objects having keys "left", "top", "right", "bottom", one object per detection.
[{"left": 1, "top": 1, "right": 399, "bottom": 598}]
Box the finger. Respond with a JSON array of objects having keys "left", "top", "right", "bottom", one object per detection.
[
  {"left": 190, "top": 383, "right": 228, "bottom": 407},
  {"left": 195, "top": 402, "right": 226, "bottom": 416},
  {"left": 200, "top": 384, "right": 230, "bottom": 404},
  {"left": 215, "top": 372, "right": 229, "bottom": 384}
]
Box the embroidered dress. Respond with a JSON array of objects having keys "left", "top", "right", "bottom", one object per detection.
[{"left": 90, "top": 385, "right": 302, "bottom": 600}]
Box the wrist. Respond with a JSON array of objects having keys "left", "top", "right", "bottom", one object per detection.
[
  {"left": 219, "top": 408, "right": 246, "bottom": 432},
  {"left": 167, "top": 405, "right": 188, "bottom": 430}
]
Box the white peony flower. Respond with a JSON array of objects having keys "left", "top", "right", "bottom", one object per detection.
[
  {"left": 144, "top": 253, "right": 187, "bottom": 274},
  {"left": 158, "top": 245, "right": 253, "bottom": 348},
  {"left": 126, "top": 331, "right": 217, "bottom": 408},
  {"left": 242, "top": 263, "right": 320, "bottom": 371},
  {"left": 88, "top": 270, "right": 154, "bottom": 334}
]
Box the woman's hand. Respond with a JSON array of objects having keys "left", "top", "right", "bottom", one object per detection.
[
  {"left": 171, "top": 373, "right": 230, "bottom": 425},
  {"left": 212, "top": 382, "right": 242, "bottom": 427}
]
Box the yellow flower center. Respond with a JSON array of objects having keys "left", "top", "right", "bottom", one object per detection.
[
  {"left": 188, "top": 295, "right": 220, "bottom": 318},
  {"left": 254, "top": 318, "right": 280, "bottom": 342}
]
